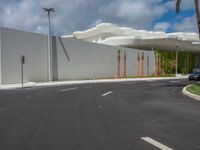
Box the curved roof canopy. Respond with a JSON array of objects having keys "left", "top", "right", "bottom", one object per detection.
[{"left": 63, "top": 23, "right": 200, "bottom": 52}]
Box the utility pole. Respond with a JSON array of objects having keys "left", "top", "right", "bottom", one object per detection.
[{"left": 43, "top": 7, "right": 55, "bottom": 81}]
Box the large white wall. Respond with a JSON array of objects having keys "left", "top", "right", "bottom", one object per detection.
[
  {"left": 52, "top": 37, "right": 155, "bottom": 80},
  {"left": 0, "top": 28, "right": 1, "bottom": 84},
  {"left": 0, "top": 28, "right": 156, "bottom": 85},
  {"left": 0, "top": 28, "right": 48, "bottom": 84},
  {"left": 0, "top": 28, "right": 2, "bottom": 84}
]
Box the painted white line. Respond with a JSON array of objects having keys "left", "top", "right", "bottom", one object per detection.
[
  {"left": 141, "top": 137, "right": 174, "bottom": 150},
  {"left": 170, "top": 80, "right": 181, "bottom": 83},
  {"left": 60, "top": 87, "right": 78, "bottom": 92},
  {"left": 149, "top": 83, "right": 165, "bottom": 86},
  {"left": 102, "top": 91, "right": 112, "bottom": 96}
]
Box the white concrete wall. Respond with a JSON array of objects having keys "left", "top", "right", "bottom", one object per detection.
[
  {"left": 52, "top": 37, "right": 155, "bottom": 80},
  {"left": 0, "top": 28, "right": 155, "bottom": 85},
  {"left": 0, "top": 28, "right": 1, "bottom": 84},
  {"left": 1, "top": 28, "right": 48, "bottom": 84}
]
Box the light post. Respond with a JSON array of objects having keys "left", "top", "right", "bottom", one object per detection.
[{"left": 43, "top": 7, "right": 55, "bottom": 81}]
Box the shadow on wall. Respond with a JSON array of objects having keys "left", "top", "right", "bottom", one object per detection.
[
  {"left": 58, "top": 37, "right": 71, "bottom": 62},
  {"left": 52, "top": 36, "right": 71, "bottom": 81}
]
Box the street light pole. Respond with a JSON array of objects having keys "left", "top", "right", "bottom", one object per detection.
[{"left": 43, "top": 7, "right": 55, "bottom": 81}]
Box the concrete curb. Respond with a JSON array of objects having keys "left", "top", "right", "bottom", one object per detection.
[
  {"left": 182, "top": 85, "right": 200, "bottom": 101},
  {"left": 0, "top": 76, "right": 187, "bottom": 90}
]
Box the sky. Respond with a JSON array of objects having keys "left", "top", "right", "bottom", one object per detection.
[{"left": 0, "top": 0, "right": 198, "bottom": 35}]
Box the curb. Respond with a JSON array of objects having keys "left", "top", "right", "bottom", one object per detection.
[
  {"left": 182, "top": 85, "right": 200, "bottom": 101},
  {"left": 0, "top": 76, "right": 187, "bottom": 90}
]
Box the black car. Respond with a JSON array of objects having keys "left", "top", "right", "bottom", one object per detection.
[{"left": 188, "top": 72, "right": 200, "bottom": 81}]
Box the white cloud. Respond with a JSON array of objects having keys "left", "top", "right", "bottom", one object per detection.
[
  {"left": 173, "top": 15, "right": 198, "bottom": 33},
  {"left": 0, "top": 0, "right": 195, "bottom": 35},
  {"left": 162, "top": 0, "right": 194, "bottom": 10},
  {"left": 99, "top": 0, "right": 167, "bottom": 29},
  {"left": 180, "top": 0, "right": 194, "bottom": 10},
  {"left": 154, "top": 22, "right": 171, "bottom": 32}
]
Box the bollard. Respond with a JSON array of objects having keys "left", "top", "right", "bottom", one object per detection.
[{"left": 21, "top": 55, "right": 25, "bottom": 87}]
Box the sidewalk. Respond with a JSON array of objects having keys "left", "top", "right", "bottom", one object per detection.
[{"left": 0, "top": 76, "right": 188, "bottom": 90}]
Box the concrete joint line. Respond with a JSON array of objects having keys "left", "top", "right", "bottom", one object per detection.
[{"left": 182, "top": 85, "right": 200, "bottom": 101}]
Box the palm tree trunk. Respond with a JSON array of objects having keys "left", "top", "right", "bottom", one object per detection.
[
  {"left": 194, "top": 0, "right": 200, "bottom": 39},
  {"left": 155, "top": 52, "right": 158, "bottom": 77},
  {"left": 147, "top": 56, "right": 149, "bottom": 77},
  {"left": 124, "top": 50, "right": 127, "bottom": 78},
  {"left": 141, "top": 52, "right": 144, "bottom": 77},
  {"left": 137, "top": 52, "right": 140, "bottom": 78},
  {"left": 118, "top": 50, "right": 121, "bottom": 78}
]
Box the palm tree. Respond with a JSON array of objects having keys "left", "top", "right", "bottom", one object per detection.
[
  {"left": 124, "top": 50, "right": 127, "bottom": 78},
  {"left": 117, "top": 50, "right": 121, "bottom": 78},
  {"left": 176, "top": 0, "right": 200, "bottom": 38}
]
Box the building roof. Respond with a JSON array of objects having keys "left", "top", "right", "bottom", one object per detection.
[{"left": 63, "top": 23, "right": 200, "bottom": 52}]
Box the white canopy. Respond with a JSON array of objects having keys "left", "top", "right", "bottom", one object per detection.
[{"left": 62, "top": 23, "right": 200, "bottom": 52}]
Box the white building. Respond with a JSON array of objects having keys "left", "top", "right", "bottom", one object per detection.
[
  {"left": 0, "top": 27, "right": 155, "bottom": 85},
  {"left": 0, "top": 23, "right": 200, "bottom": 85},
  {"left": 68, "top": 23, "right": 200, "bottom": 52}
]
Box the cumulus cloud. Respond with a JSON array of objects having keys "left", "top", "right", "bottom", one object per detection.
[
  {"left": 173, "top": 15, "right": 198, "bottom": 32},
  {"left": 161, "top": 0, "right": 194, "bottom": 11},
  {"left": 0, "top": 0, "right": 197, "bottom": 35},
  {"left": 99, "top": 0, "right": 168, "bottom": 29},
  {"left": 154, "top": 22, "right": 171, "bottom": 32}
]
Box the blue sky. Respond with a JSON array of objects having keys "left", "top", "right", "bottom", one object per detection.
[{"left": 0, "top": 0, "right": 198, "bottom": 35}]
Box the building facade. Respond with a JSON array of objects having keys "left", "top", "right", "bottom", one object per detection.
[{"left": 1, "top": 23, "right": 200, "bottom": 85}]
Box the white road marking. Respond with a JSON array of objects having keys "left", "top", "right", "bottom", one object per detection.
[
  {"left": 170, "top": 80, "right": 181, "bottom": 83},
  {"left": 141, "top": 137, "right": 174, "bottom": 150},
  {"left": 60, "top": 87, "right": 78, "bottom": 92},
  {"left": 102, "top": 91, "right": 112, "bottom": 96},
  {"left": 149, "top": 83, "right": 165, "bottom": 86}
]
